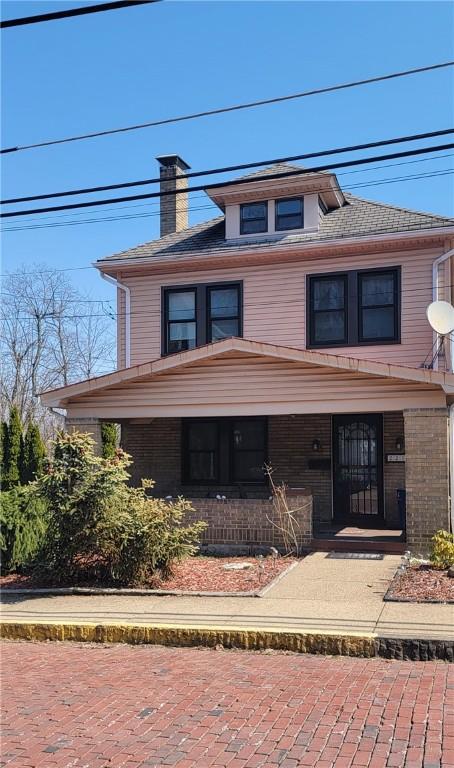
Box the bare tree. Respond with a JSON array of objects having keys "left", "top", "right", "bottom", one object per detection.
[{"left": 1, "top": 265, "right": 115, "bottom": 440}]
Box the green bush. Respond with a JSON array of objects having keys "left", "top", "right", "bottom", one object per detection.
[
  {"left": 36, "top": 430, "right": 206, "bottom": 585},
  {"left": 21, "top": 422, "right": 46, "bottom": 484},
  {"left": 0, "top": 487, "right": 48, "bottom": 573},
  {"left": 101, "top": 423, "right": 118, "bottom": 459},
  {"left": 430, "top": 529, "right": 454, "bottom": 569},
  {"left": 3, "top": 406, "right": 23, "bottom": 490}
]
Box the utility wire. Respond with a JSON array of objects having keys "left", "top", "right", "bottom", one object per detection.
[
  {"left": 8, "top": 282, "right": 454, "bottom": 321},
  {"left": 3, "top": 128, "right": 453, "bottom": 204},
  {"left": 0, "top": 1, "right": 158, "bottom": 29},
  {"left": 2, "top": 62, "right": 453, "bottom": 154},
  {"left": 6, "top": 153, "right": 454, "bottom": 225},
  {"left": 3, "top": 142, "right": 454, "bottom": 219},
  {"left": 2, "top": 168, "right": 453, "bottom": 232}
]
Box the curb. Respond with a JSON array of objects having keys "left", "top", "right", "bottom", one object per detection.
[
  {"left": 0, "top": 561, "right": 298, "bottom": 599},
  {"left": 1, "top": 621, "right": 453, "bottom": 660},
  {"left": 0, "top": 621, "right": 376, "bottom": 657}
]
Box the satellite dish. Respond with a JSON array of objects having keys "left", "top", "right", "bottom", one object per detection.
[{"left": 426, "top": 301, "right": 454, "bottom": 335}]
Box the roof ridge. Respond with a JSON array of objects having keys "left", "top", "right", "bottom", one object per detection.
[{"left": 345, "top": 192, "right": 454, "bottom": 224}]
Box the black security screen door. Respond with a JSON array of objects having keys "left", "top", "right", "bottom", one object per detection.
[{"left": 333, "top": 414, "right": 383, "bottom": 520}]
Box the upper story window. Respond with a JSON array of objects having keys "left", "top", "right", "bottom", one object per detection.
[
  {"left": 240, "top": 202, "right": 268, "bottom": 235},
  {"left": 275, "top": 197, "right": 304, "bottom": 231},
  {"left": 163, "top": 282, "right": 242, "bottom": 355},
  {"left": 307, "top": 267, "right": 400, "bottom": 348}
]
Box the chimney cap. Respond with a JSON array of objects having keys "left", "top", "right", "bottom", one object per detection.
[{"left": 156, "top": 154, "right": 191, "bottom": 171}]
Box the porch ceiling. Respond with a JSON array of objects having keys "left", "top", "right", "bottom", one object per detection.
[{"left": 40, "top": 338, "right": 453, "bottom": 418}]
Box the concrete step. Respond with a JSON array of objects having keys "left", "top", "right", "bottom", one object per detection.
[{"left": 311, "top": 538, "right": 406, "bottom": 555}]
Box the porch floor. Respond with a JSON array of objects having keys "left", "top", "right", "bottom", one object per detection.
[{"left": 312, "top": 522, "right": 405, "bottom": 554}]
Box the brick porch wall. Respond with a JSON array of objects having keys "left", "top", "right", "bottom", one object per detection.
[
  {"left": 184, "top": 493, "right": 312, "bottom": 555},
  {"left": 383, "top": 412, "right": 406, "bottom": 527},
  {"left": 403, "top": 408, "right": 450, "bottom": 553}
]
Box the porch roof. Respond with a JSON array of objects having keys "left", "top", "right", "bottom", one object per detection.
[{"left": 41, "top": 338, "right": 454, "bottom": 418}]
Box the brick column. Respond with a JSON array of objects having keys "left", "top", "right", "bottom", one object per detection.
[
  {"left": 403, "top": 408, "right": 449, "bottom": 553},
  {"left": 65, "top": 417, "right": 103, "bottom": 456}
]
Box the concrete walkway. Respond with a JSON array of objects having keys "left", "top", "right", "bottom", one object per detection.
[{"left": 2, "top": 553, "right": 453, "bottom": 641}]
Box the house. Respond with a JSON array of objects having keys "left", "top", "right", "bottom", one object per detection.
[{"left": 41, "top": 155, "right": 454, "bottom": 553}]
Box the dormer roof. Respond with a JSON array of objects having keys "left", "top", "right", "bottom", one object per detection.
[{"left": 205, "top": 161, "right": 345, "bottom": 211}]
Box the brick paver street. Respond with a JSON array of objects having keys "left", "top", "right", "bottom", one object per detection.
[{"left": 1, "top": 642, "right": 453, "bottom": 768}]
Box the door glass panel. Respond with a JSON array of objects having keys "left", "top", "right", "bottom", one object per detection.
[
  {"left": 232, "top": 420, "right": 265, "bottom": 449},
  {"left": 188, "top": 422, "right": 217, "bottom": 450}
]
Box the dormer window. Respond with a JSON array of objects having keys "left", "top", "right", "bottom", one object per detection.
[
  {"left": 275, "top": 197, "right": 304, "bottom": 231},
  {"left": 240, "top": 202, "right": 268, "bottom": 235}
]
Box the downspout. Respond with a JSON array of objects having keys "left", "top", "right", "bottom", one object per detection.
[
  {"left": 432, "top": 245, "right": 454, "bottom": 534},
  {"left": 101, "top": 273, "right": 131, "bottom": 368}
]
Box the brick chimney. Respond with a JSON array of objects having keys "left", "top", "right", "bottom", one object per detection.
[{"left": 156, "top": 155, "right": 191, "bottom": 237}]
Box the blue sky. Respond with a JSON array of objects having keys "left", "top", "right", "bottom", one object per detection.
[{"left": 2, "top": 0, "right": 453, "bottom": 306}]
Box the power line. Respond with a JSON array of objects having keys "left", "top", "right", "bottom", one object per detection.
[
  {"left": 3, "top": 128, "right": 453, "bottom": 204},
  {"left": 6, "top": 152, "right": 454, "bottom": 225},
  {"left": 2, "top": 61, "right": 453, "bottom": 154},
  {"left": 3, "top": 142, "right": 454, "bottom": 219},
  {"left": 0, "top": 1, "right": 158, "bottom": 29},
  {"left": 2, "top": 168, "right": 453, "bottom": 232},
  {"left": 7, "top": 282, "right": 454, "bottom": 321}
]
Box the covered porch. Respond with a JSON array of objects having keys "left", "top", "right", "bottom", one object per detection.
[{"left": 41, "top": 337, "right": 453, "bottom": 554}]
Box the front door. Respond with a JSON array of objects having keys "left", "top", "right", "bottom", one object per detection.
[{"left": 332, "top": 414, "right": 383, "bottom": 522}]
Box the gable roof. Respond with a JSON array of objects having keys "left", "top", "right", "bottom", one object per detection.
[
  {"left": 40, "top": 337, "right": 454, "bottom": 407},
  {"left": 98, "top": 192, "right": 454, "bottom": 264}
]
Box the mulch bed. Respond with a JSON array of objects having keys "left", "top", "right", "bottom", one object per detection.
[
  {"left": 386, "top": 563, "right": 454, "bottom": 603},
  {"left": 0, "top": 556, "right": 296, "bottom": 594}
]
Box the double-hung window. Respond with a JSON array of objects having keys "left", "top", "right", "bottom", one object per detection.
[
  {"left": 240, "top": 202, "right": 268, "bottom": 234},
  {"left": 165, "top": 289, "right": 197, "bottom": 354},
  {"left": 163, "top": 282, "right": 242, "bottom": 355},
  {"left": 307, "top": 267, "right": 400, "bottom": 348},
  {"left": 183, "top": 417, "right": 267, "bottom": 484},
  {"left": 275, "top": 197, "right": 304, "bottom": 231}
]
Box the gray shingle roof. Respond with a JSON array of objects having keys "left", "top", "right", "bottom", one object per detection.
[{"left": 99, "top": 191, "right": 453, "bottom": 264}]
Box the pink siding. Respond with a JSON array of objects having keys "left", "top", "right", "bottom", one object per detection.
[
  {"left": 66, "top": 354, "right": 444, "bottom": 419},
  {"left": 118, "top": 245, "right": 443, "bottom": 370}
]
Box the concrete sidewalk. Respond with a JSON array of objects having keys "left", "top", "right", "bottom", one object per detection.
[{"left": 2, "top": 553, "right": 453, "bottom": 644}]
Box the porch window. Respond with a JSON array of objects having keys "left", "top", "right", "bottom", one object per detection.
[
  {"left": 307, "top": 267, "right": 400, "bottom": 348},
  {"left": 240, "top": 202, "right": 268, "bottom": 235},
  {"left": 183, "top": 417, "right": 267, "bottom": 485},
  {"left": 275, "top": 197, "right": 304, "bottom": 231},
  {"left": 163, "top": 282, "right": 242, "bottom": 355}
]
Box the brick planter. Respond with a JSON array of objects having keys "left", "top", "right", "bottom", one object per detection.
[{"left": 185, "top": 491, "right": 312, "bottom": 555}]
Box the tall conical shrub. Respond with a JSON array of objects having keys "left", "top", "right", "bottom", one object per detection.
[
  {"left": 0, "top": 421, "right": 8, "bottom": 486},
  {"left": 21, "top": 422, "right": 46, "bottom": 484},
  {"left": 101, "top": 422, "right": 117, "bottom": 459},
  {"left": 4, "top": 406, "right": 22, "bottom": 489}
]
